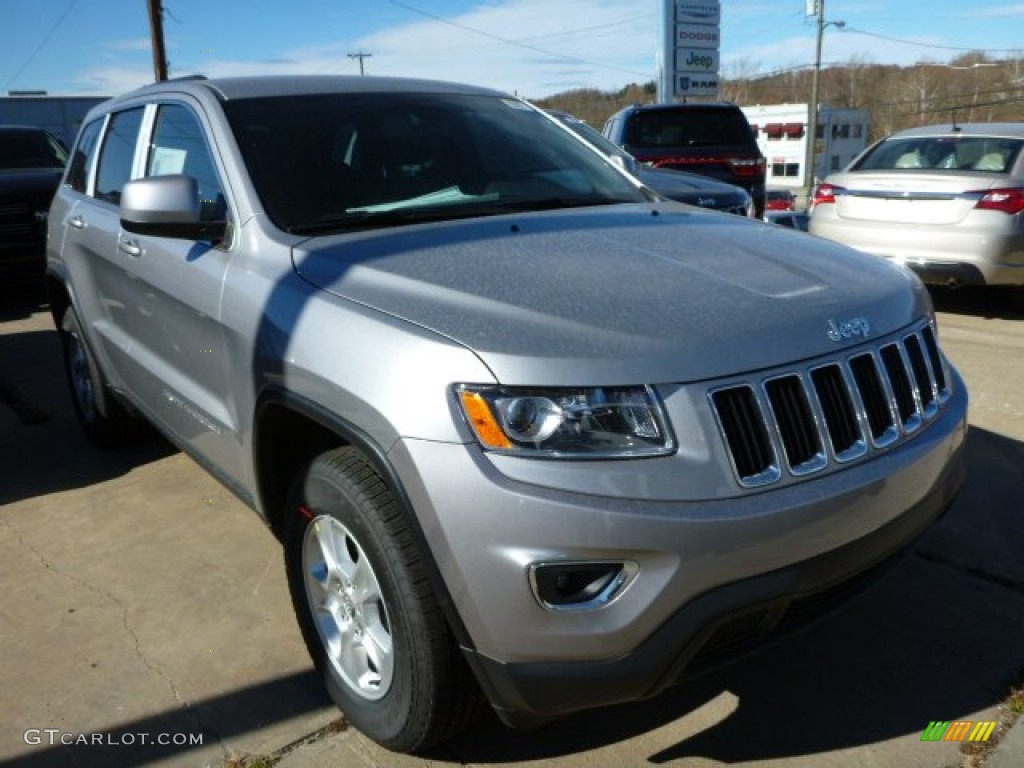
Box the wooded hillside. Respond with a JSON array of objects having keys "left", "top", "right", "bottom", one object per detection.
[{"left": 535, "top": 53, "right": 1024, "bottom": 143}]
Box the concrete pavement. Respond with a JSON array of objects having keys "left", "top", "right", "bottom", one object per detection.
[{"left": 2, "top": 284, "right": 1023, "bottom": 768}]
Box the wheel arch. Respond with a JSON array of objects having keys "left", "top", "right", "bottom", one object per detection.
[
  {"left": 252, "top": 388, "right": 478, "bottom": 652},
  {"left": 45, "top": 268, "right": 72, "bottom": 331}
]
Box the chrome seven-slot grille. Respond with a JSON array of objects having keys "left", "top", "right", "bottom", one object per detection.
[{"left": 710, "top": 322, "right": 950, "bottom": 487}]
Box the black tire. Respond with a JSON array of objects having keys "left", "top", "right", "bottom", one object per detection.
[
  {"left": 59, "top": 306, "right": 139, "bottom": 449},
  {"left": 283, "top": 447, "right": 482, "bottom": 753}
]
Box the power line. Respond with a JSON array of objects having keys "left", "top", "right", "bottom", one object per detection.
[
  {"left": 515, "top": 14, "right": 652, "bottom": 47},
  {"left": 842, "top": 26, "right": 1024, "bottom": 55},
  {"left": 4, "top": 0, "right": 79, "bottom": 89},
  {"left": 387, "top": 0, "right": 651, "bottom": 80}
]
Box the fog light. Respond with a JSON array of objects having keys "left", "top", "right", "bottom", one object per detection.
[{"left": 529, "top": 561, "right": 636, "bottom": 611}]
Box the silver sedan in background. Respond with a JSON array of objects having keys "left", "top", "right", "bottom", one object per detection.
[{"left": 809, "top": 123, "right": 1024, "bottom": 301}]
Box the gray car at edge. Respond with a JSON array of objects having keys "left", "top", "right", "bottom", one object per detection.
[{"left": 45, "top": 75, "right": 968, "bottom": 753}]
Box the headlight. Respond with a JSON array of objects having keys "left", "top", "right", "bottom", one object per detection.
[{"left": 456, "top": 384, "right": 674, "bottom": 458}]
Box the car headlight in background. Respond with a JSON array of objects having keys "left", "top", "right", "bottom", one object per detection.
[{"left": 457, "top": 384, "right": 674, "bottom": 458}]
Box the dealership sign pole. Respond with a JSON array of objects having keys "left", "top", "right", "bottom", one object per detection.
[{"left": 661, "top": 0, "right": 721, "bottom": 102}]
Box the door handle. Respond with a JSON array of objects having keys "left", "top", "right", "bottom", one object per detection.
[
  {"left": 118, "top": 238, "right": 142, "bottom": 257},
  {"left": 68, "top": 215, "right": 85, "bottom": 229}
]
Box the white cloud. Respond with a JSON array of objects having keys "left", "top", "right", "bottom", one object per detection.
[
  {"left": 107, "top": 38, "right": 153, "bottom": 52},
  {"left": 73, "top": 65, "right": 152, "bottom": 95},
  {"left": 76, "top": 0, "right": 661, "bottom": 99},
  {"left": 340, "top": 0, "right": 660, "bottom": 96},
  {"left": 967, "top": 4, "right": 1024, "bottom": 18}
]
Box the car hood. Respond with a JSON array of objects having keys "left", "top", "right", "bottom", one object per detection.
[
  {"left": 0, "top": 168, "right": 63, "bottom": 206},
  {"left": 292, "top": 203, "right": 928, "bottom": 386},
  {"left": 638, "top": 167, "right": 746, "bottom": 199}
]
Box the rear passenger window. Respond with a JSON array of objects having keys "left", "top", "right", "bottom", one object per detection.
[
  {"left": 66, "top": 118, "right": 103, "bottom": 193},
  {"left": 94, "top": 108, "right": 144, "bottom": 205},
  {"left": 147, "top": 103, "right": 226, "bottom": 221}
]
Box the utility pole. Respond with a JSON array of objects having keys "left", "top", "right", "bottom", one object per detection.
[
  {"left": 803, "top": 0, "right": 843, "bottom": 208},
  {"left": 804, "top": 0, "right": 825, "bottom": 208},
  {"left": 348, "top": 52, "right": 372, "bottom": 76},
  {"left": 147, "top": 0, "right": 169, "bottom": 81}
]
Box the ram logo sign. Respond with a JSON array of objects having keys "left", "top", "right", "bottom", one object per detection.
[{"left": 677, "top": 76, "right": 719, "bottom": 96}]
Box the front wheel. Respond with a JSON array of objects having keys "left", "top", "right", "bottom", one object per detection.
[{"left": 283, "top": 447, "right": 482, "bottom": 752}]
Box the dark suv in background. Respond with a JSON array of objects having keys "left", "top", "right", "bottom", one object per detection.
[
  {"left": 603, "top": 103, "right": 766, "bottom": 217},
  {"left": 0, "top": 125, "right": 68, "bottom": 285},
  {"left": 547, "top": 110, "right": 753, "bottom": 218}
]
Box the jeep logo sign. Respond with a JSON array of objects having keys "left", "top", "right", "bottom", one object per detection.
[{"left": 675, "top": 48, "right": 719, "bottom": 72}]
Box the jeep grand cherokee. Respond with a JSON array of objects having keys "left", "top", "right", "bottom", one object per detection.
[{"left": 46, "top": 75, "right": 967, "bottom": 753}]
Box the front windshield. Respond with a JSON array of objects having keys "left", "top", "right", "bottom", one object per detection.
[{"left": 224, "top": 92, "right": 646, "bottom": 233}]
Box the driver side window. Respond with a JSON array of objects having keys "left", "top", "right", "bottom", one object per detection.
[{"left": 94, "top": 107, "right": 144, "bottom": 205}]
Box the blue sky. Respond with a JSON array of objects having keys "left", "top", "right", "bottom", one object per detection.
[{"left": 2, "top": 0, "right": 1023, "bottom": 98}]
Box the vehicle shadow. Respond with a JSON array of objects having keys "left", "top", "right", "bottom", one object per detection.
[
  {"left": 432, "top": 426, "right": 1024, "bottom": 764},
  {"left": 0, "top": 278, "right": 48, "bottom": 323},
  {"left": 929, "top": 285, "right": 1024, "bottom": 320},
  {"left": 0, "top": 325, "right": 174, "bottom": 506}
]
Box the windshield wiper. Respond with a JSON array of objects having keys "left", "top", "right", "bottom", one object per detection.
[
  {"left": 486, "top": 195, "right": 636, "bottom": 212},
  {"left": 287, "top": 206, "right": 462, "bottom": 235},
  {"left": 286, "top": 196, "right": 635, "bottom": 235}
]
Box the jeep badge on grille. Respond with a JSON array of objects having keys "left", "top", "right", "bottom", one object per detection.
[{"left": 827, "top": 317, "right": 871, "bottom": 342}]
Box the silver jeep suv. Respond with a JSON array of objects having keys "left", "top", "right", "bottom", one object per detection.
[{"left": 46, "top": 75, "right": 968, "bottom": 753}]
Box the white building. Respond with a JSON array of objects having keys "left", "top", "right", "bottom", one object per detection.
[{"left": 740, "top": 103, "right": 871, "bottom": 191}]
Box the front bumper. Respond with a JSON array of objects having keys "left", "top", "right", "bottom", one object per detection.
[
  {"left": 387, "top": 368, "right": 968, "bottom": 723},
  {"left": 469, "top": 449, "right": 963, "bottom": 726}
]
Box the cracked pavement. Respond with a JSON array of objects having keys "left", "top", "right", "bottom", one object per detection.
[
  {"left": 0, "top": 297, "right": 337, "bottom": 768},
  {"left": 2, "top": 285, "right": 1023, "bottom": 768}
]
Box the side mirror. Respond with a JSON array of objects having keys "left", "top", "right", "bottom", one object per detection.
[{"left": 120, "top": 175, "right": 226, "bottom": 241}]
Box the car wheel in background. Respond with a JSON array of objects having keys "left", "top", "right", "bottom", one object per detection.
[{"left": 283, "top": 447, "right": 482, "bottom": 753}]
